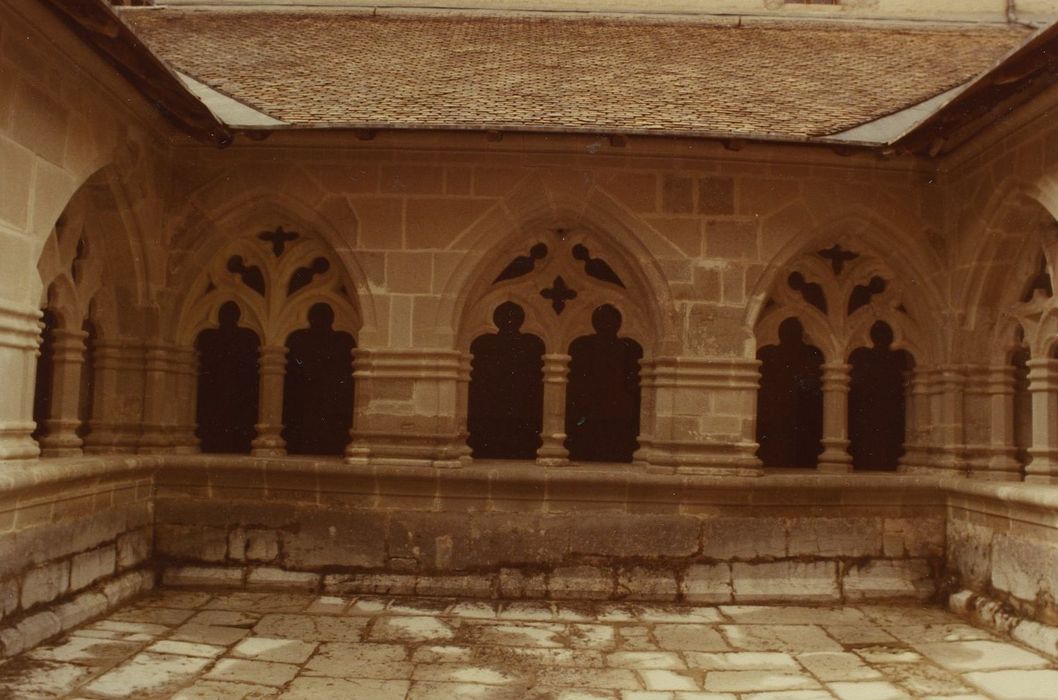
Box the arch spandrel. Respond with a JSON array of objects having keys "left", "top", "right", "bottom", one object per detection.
[
  {"left": 456, "top": 227, "right": 659, "bottom": 356},
  {"left": 176, "top": 227, "right": 361, "bottom": 348},
  {"left": 165, "top": 191, "right": 377, "bottom": 345},
  {"left": 440, "top": 178, "right": 679, "bottom": 355},
  {"left": 754, "top": 235, "right": 936, "bottom": 366},
  {"left": 749, "top": 207, "right": 946, "bottom": 349}
]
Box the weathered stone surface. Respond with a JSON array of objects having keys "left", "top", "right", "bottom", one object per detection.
[
  {"left": 116, "top": 529, "right": 151, "bottom": 570},
  {"left": 280, "top": 510, "right": 387, "bottom": 569},
  {"left": 991, "top": 533, "right": 1058, "bottom": 608},
  {"left": 701, "top": 518, "right": 786, "bottom": 560},
  {"left": 683, "top": 563, "right": 733, "bottom": 604},
  {"left": 549, "top": 566, "right": 614, "bottom": 600},
  {"left": 70, "top": 545, "right": 116, "bottom": 591},
  {"left": 567, "top": 514, "right": 698, "bottom": 558},
  {"left": 323, "top": 573, "right": 416, "bottom": 596},
  {"left": 163, "top": 566, "right": 244, "bottom": 588},
  {"left": 946, "top": 516, "right": 993, "bottom": 589},
  {"left": 842, "top": 559, "right": 934, "bottom": 601},
  {"left": 732, "top": 562, "right": 839, "bottom": 603},
  {"left": 786, "top": 518, "right": 881, "bottom": 558},
  {"left": 498, "top": 569, "right": 548, "bottom": 599},
  {"left": 246, "top": 567, "right": 320, "bottom": 590},
  {"left": 21, "top": 561, "right": 70, "bottom": 610},
  {"left": 616, "top": 566, "right": 678, "bottom": 602},
  {"left": 415, "top": 574, "right": 494, "bottom": 598},
  {"left": 156, "top": 524, "right": 228, "bottom": 563}
]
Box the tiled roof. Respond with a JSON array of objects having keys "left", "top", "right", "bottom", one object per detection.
[{"left": 120, "top": 8, "right": 1033, "bottom": 139}]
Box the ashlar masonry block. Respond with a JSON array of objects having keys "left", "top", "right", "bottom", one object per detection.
[{"left": 732, "top": 561, "right": 839, "bottom": 602}]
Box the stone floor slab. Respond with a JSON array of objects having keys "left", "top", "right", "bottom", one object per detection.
[{"left": 3, "top": 589, "right": 1058, "bottom": 699}]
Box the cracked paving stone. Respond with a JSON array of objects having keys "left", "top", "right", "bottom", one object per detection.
[
  {"left": 231, "top": 636, "right": 318, "bottom": 664},
  {"left": 721, "top": 625, "right": 841, "bottom": 653},
  {"left": 255, "top": 613, "right": 368, "bottom": 642},
  {"left": 3, "top": 592, "right": 1057, "bottom": 699},
  {"left": 171, "top": 680, "right": 279, "bottom": 699},
  {"left": 84, "top": 652, "right": 211, "bottom": 698},
  {"left": 369, "top": 615, "right": 456, "bottom": 643},
  {"left": 280, "top": 676, "right": 410, "bottom": 699},
  {"left": 205, "top": 658, "right": 300, "bottom": 686},
  {"left": 26, "top": 636, "right": 142, "bottom": 666},
  {"left": 914, "top": 639, "right": 1051, "bottom": 672},
  {"left": 0, "top": 658, "right": 93, "bottom": 697},
  {"left": 304, "top": 641, "right": 411, "bottom": 678},
  {"left": 653, "top": 624, "right": 730, "bottom": 652}
]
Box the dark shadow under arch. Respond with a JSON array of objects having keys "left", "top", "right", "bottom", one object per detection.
[
  {"left": 195, "top": 302, "right": 260, "bottom": 454},
  {"left": 467, "top": 302, "right": 545, "bottom": 459},
  {"left": 32, "top": 309, "right": 58, "bottom": 442},
  {"left": 283, "top": 302, "right": 355, "bottom": 456},
  {"left": 565, "top": 304, "right": 643, "bottom": 463},
  {"left": 756, "top": 317, "right": 823, "bottom": 468},
  {"left": 848, "top": 321, "right": 913, "bottom": 471}
]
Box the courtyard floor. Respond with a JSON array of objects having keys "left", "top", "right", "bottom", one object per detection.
[{"left": 1, "top": 590, "right": 1056, "bottom": 700}]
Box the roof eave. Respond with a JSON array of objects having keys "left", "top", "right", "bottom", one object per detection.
[
  {"left": 892, "top": 20, "right": 1058, "bottom": 157},
  {"left": 40, "top": 0, "right": 233, "bottom": 148}
]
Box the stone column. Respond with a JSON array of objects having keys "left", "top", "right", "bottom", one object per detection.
[
  {"left": 37, "top": 327, "right": 87, "bottom": 457},
  {"left": 537, "top": 353, "right": 571, "bottom": 466},
  {"left": 0, "top": 301, "right": 47, "bottom": 460},
  {"left": 170, "top": 347, "right": 200, "bottom": 454},
  {"left": 933, "top": 364, "right": 967, "bottom": 473},
  {"left": 633, "top": 359, "right": 657, "bottom": 466},
  {"left": 818, "top": 362, "right": 852, "bottom": 473},
  {"left": 83, "top": 341, "right": 144, "bottom": 454},
  {"left": 899, "top": 369, "right": 934, "bottom": 474},
  {"left": 981, "top": 365, "right": 1021, "bottom": 480},
  {"left": 137, "top": 344, "right": 172, "bottom": 453},
  {"left": 251, "top": 345, "right": 287, "bottom": 457},
  {"left": 643, "top": 358, "right": 761, "bottom": 476},
  {"left": 348, "top": 349, "right": 468, "bottom": 467},
  {"left": 1025, "top": 358, "right": 1058, "bottom": 483}
]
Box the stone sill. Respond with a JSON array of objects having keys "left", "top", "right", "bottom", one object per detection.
[{"left": 4, "top": 453, "right": 1058, "bottom": 509}]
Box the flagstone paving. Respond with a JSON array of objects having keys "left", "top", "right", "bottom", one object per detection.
[{"left": 1, "top": 590, "right": 1057, "bottom": 699}]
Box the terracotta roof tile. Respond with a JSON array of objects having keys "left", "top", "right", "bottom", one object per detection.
[{"left": 120, "top": 9, "right": 1033, "bottom": 139}]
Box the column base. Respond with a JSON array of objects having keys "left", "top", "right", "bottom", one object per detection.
[
  {"left": 537, "top": 457, "right": 570, "bottom": 467},
  {"left": 1025, "top": 474, "right": 1058, "bottom": 485},
  {"left": 817, "top": 462, "right": 853, "bottom": 474}
]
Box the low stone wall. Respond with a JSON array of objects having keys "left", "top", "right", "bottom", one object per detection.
[
  {"left": 945, "top": 480, "right": 1058, "bottom": 626},
  {"left": 155, "top": 457, "right": 946, "bottom": 604},
  {"left": 0, "top": 457, "right": 158, "bottom": 656}
]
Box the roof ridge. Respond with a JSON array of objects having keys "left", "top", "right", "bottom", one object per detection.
[{"left": 125, "top": 4, "right": 1029, "bottom": 32}]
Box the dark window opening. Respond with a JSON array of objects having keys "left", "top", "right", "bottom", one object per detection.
[
  {"left": 848, "top": 321, "right": 913, "bottom": 471},
  {"left": 283, "top": 302, "right": 355, "bottom": 456},
  {"left": 467, "top": 302, "right": 545, "bottom": 459},
  {"left": 77, "top": 319, "right": 97, "bottom": 439},
  {"left": 1012, "top": 340, "right": 1031, "bottom": 468},
  {"left": 195, "top": 301, "right": 260, "bottom": 454},
  {"left": 565, "top": 304, "right": 643, "bottom": 463},
  {"left": 32, "top": 309, "right": 58, "bottom": 442},
  {"left": 756, "top": 317, "right": 824, "bottom": 468}
]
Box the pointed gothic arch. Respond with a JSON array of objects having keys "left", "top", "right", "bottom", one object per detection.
[{"left": 455, "top": 209, "right": 664, "bottom": 464}]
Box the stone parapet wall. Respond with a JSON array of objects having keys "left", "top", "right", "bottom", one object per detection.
[
  {"left": 945, "top": 479, "right": 1058, "bottom": 626},
  {"left": 0, "top": 457, "right": 159, "bottom": 655},
  {"left": 154, "top": 457, "right": 947, "bottom": 604}
]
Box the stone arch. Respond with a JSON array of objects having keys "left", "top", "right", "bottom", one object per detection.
[
  {"left": 442, "top": 178, "right": 679, "bottom": 355},
  {"left": 749, "top": 209, "right": 944, "bottom": 366},
  {"left": 172, "top": 198, "right": 366, "bottom": 348},
  {"left": 167, "top": 190, "right": 377, "bottom": 345},
  {"left": 957, "top": 181, "right": 1055, "bottom": 319}
]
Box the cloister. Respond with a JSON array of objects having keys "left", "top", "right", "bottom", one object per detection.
[{"left": 4, "top": 0, "right": 1058, "bottom": 697}]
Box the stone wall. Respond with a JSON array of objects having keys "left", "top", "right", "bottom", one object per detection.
[
  {"left": 946, "top": 481, "right": 1058, "bottom": 626},
  {"left": 155, "top": 457, "right": 946, "bottom": 604},
  {"left": 0, "top": 458, "right": 157, "bottom": 656}
]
